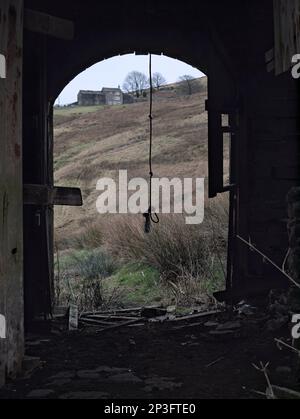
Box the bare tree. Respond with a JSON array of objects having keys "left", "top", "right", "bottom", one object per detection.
[
  {"left": 152, "top": 72, "right": 167, "bottom": 90},
  {"left": 178, "top": 75, "right": 196, "bottom": 96},
  {"left": 123, "top": 71, "right": 149, "bottom": 98}
]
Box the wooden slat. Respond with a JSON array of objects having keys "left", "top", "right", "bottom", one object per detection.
[
  {"left": 24, "top": 184, "right": 83, "bottom": 206},
  {"left": 53, "top": 187, "right": 83, "bottom": 206},
  {"left": 24, "top": 9, "right": 74, "bottom": 40}
]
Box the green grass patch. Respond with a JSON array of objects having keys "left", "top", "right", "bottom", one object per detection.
[{"left": 104, "top": 263, "right": 164, "bottom": 307}]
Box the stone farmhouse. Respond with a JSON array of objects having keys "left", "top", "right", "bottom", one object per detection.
[{"left": 77, "top": 87, "right": 134, "bottom": 106}]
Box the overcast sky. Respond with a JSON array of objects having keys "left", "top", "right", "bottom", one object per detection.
[{"left": 56, "top": 54, "right": 205, "bottom": 105}]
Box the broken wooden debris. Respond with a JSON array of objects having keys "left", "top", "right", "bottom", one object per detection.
[
  {"left": 172, "top": 310, "right": 222, "bottom": 322},
  {"left": 205, "top": 356, "right": 225, "bottom": 368},
  {"left": 24, "top": 184, "right": 83, "bottom": 207},
  {"left": 85, "top": 314, "right": 140, "bottom": 322},
  {"left": 78, "top": 307, "right": 222, "bottom": 332}
]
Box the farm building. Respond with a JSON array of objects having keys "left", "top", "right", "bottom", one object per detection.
[
  {"left": 77, "top": 90, "right": 105, "bottom": 106},
  {"left": 77, "top": 87, "right": 134, "bottom": 106},
  {"left": 0, "top": 0, "right": 300, "bottom": 389}
]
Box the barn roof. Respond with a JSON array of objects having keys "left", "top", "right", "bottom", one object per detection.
[{"left": 78, "top": 90, "right": 103, "bottom": 95}]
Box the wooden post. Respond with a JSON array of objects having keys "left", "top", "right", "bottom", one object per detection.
[{"left": 0, "top": 0, "right": 24, "bottom": 387}]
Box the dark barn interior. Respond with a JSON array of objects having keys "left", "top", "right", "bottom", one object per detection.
[{"left": 0, "top": 0, "right": 300, "bottom": 395}]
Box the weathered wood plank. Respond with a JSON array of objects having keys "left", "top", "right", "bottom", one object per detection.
[
  {"left": 0, "top": 0, "right": 24, "bottom": 387},
  {"left": 23, "top": 184, "right": 83, "bottom": 206},
  {"left": 24, "top": 9, "right": 74, "bottom": 40},
  {"left": 53, "top": 186, "right": 83, "bottom": 206}
]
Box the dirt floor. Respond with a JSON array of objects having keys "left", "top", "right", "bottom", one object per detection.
[{"left": 0, "top": 312, "right": 298, "bottom": 400}]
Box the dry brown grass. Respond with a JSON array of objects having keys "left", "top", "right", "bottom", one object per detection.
[{"left": 54, "top": 90, "right": 209, "bottom": 241}]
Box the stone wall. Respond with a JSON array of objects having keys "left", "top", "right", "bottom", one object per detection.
[{"left": 78, "top": 91, "right": 105, "bottom": 106}]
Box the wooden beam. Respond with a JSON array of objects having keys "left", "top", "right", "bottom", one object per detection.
[
  {"left": 24, "top": 9, "right": 74, "bottom": 40},
  {"left": 53, "top": 186, "right": 83, "bottom": 206},
  {"left": 24, "top": 184, "right": 83, "bottom": 206},
  {"left": 0, "top": 0, "right": 24, "bottom": 387}
]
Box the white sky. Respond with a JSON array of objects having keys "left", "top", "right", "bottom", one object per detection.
[{"left": 56, "top": 54, "right": 204, "bottom": 105}]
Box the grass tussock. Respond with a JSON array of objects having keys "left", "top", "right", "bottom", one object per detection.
[{"left": 103, "top": 196, "right": 228, "bottom": 289}]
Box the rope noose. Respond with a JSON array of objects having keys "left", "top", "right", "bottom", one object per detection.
[{"left": 143, "top": 54, "right": 159, "bottom": 233}]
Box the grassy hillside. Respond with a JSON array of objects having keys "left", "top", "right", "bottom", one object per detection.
[
  {"left": 53, "top": 80, "right": 229, "bottom": 310},
  {"left": 54, "top": 83, "right": 213, "bottom": 239}
]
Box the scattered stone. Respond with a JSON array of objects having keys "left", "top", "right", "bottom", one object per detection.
[
  {"left": 237, "top": 304, "right": 256, "bottom": 316},
  {"left": 26, "top": 389, "right": 55, "bottom": 399},
  {"left": 167, "top": 306, "right": 176, "bottom": 313},
  {"left": 60, "top": 391, "right": 109, "bottom": 400}
]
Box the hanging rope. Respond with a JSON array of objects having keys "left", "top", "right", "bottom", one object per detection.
[{"left": 144, "top": 53, "right": 159, "bottom": 233}]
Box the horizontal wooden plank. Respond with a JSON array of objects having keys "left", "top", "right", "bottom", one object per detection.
[
  {"left": 24, "top": 9, "right": 74, "bottom": 40},
  {"left": 24, "top": 184, "right": 83, "bottom": 206},
  {"left": 53, "top": 186, "right": 83, "bottom": 206}
]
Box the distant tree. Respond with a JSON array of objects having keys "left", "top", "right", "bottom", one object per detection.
[
  {"left": 123, "top": 71, "right": 149, "bottom": 98},
  {"left": 151, "top": 72, "right": 167, "bottom": 90},
  {"left": 178, "top": 75, "right": 196, "bottom": 96}
]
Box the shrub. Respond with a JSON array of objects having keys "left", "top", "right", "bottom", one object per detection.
[
  {"left": 104, "top": 196, "right": 228, "bottom": 287},
  {"left": 72, "top": 248, "right": 117, "bottom": 280}
]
